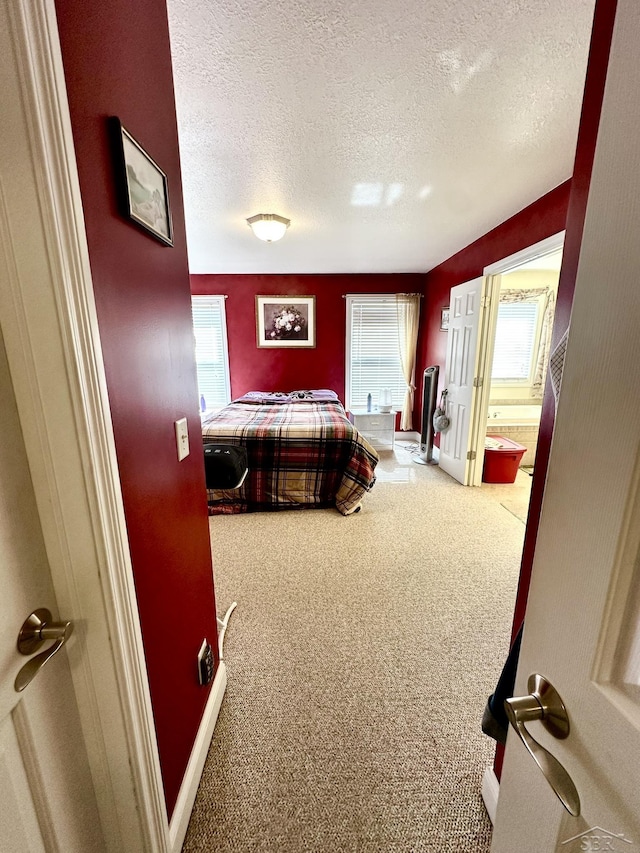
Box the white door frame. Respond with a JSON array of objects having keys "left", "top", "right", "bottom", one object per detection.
[
  {"left": 2, "top": 1, "right": 169, "bottom": 849},
  {"left": 468, "top": 231, "right": 566, "bottom": 485}
]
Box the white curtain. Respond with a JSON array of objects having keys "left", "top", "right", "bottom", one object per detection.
[
  {"left": 499, "top": 288, "right": 556, "bottom": 398},
  {"left": 396, "top": 294, "right": 421, "bottom": 430}
]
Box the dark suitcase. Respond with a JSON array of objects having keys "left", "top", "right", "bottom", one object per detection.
[{"left": 203, "top": 444, "right": 248, "bottom": 489}]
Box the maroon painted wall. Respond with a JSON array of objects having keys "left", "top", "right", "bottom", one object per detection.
[
  {"left": 418, "top": 181, "right": 571, "bottom": 395},
  {"left": 190, "top": 274, "right": 425, "bottom": 423},
  {"left": 54, "top": 0, "right": 218, "bottom": 815}
]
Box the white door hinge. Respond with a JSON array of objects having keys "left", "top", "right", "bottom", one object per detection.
[{"left": 481, "top": 295, "right": 491, "bottom": 307}]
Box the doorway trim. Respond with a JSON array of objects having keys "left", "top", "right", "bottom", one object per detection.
[
  {"left": 3, "top": 1, "right": 168, "bottom": 849},
  {"left": 468, "top": 231, "right": 566, "bottom": 485},
  {"left": 483, "top": 232, "right": 566, "bottom": 278}
]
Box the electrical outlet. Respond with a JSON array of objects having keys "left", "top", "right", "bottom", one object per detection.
[
  {"left": 175, "top": 417, "right": 189, "bottom": 461},
  {"left": 197, "top": 639, "right": 214, "bottom": 686}
]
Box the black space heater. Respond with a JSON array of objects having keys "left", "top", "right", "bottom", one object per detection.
[{"left": 414, "top": 365, "right": 439, "bottom": 465}]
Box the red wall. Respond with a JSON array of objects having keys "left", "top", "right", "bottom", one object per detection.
[
  {"left": 54, "top": 0, "right": 218, "bottom": 816},
  {"left": 191, "top": 274, "right": 425, "bottom": 422},
  {"left": 418, "top": 181, "right": 571, "bottom": 393}
]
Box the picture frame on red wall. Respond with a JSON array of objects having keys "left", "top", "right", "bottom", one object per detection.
[
  {"left": 110, "top": 117, "right": 173, "bottom": 247},
  {"left": 256, "top": 295, "right": 316, "bottom": 348},
  {"left": 440, "top": 307, "right": 450, "bottom": 331}
]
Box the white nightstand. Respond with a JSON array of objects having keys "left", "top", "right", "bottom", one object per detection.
[{"left": 349, "top": 410, "right": 395, "bottom": 450}]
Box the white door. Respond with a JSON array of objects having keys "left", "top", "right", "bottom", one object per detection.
[
  {"left": 439, "top": 277, "right": 486, "bottom": 484},
  {"left": 0, "top": 4, "right": 107, "bottom": 848},
  {"left": 492, "top": 1, "right": 640, "bottom": 849},
  {"left": 0, "top": 337, "right": 105, "bottom": 852},
  {"left": 0, "top": 2, "right": 162, "bottom": 849}
]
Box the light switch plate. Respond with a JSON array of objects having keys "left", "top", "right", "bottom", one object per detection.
[{"left": 175, "top": 417, "right": 189, "bottom": 461}]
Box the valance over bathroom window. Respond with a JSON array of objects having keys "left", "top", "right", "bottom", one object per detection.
[{"left": 492, "top": 288, "right": 556, "bottom": 397}]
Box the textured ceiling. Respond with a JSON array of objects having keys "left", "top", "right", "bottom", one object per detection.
[{"left": 167, "top": 0, "right": 595, "bottom": 274}]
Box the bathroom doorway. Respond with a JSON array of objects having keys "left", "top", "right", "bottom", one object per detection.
[
  {"left": 476, "top": 238, "right": 563, "bottom": 523},
  {"left": 438, "top": 231, "right": 564, "bottom": 512}
]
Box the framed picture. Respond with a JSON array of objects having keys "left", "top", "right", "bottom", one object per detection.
[
  {"left": 111, "top": 118, "right": 173, "bottom": 246},
  {"left": 440, "top": 307, "right": 450, "bottom": 331},
  {"left": 256, "top": 296, "right": 316, "bottom": 348}
]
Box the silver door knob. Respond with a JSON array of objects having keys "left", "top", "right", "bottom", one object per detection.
[
  {"left": 15, "top": 608, "right": 74, "bottom": 692},
  {"left": 504, "top": 673, "right": 580, "bottom": 816}
]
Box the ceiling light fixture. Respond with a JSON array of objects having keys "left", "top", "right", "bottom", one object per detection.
[{"left": 246, "top": 213, "right": 291, "bottom": 242}]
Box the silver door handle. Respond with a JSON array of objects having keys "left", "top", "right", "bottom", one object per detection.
[
  {"left": 15, "top": 608, "right": 74, "bottom": 692},
  {"left": 504, "top": 673, "right": 580, "bottom": 816}
]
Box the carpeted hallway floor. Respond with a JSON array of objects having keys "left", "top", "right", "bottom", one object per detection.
[{"left": 182, "top": 444, "right": 526, "bottom": 852}]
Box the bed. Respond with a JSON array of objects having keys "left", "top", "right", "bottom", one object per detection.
[{"left": 201, "top": 390, "right": 378, "bottom": 515}]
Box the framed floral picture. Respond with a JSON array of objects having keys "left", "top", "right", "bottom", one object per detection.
[
  {"left": 256, "top": 296, "right": 316, "bottom": 348},
  {"left": 440, "top": 307, "right": 450, "bottom": 331}
]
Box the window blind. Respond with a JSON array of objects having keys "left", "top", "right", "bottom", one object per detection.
[
  {"left": 346, "top": 296, "right": 406, "bottom": 410},
  {"left": 491, "top": 301, "right": 539, "bottom": 381},
  {"left": 191, "top": 296, "right": 231, "bottom": 410}
]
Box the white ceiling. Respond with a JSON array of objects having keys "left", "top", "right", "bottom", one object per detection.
[{"left": 167, "top": 0, "right": 595, "bottom": 275}]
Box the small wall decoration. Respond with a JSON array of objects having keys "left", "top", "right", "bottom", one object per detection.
[
  {"left": 440, "top": 307, "right": 450, "bottom": 331},
  {"left": 256, "top": 296, "right": 316, "bottom": 348},
  {"left": 111, "top": 118, "right": 173, "bottom": 246}
]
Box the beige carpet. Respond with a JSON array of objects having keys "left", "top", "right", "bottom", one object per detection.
[{"left": 183, "top": 447, "right": 525, "bottom": 852}]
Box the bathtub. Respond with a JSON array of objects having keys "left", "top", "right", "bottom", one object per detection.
[
  {"left": 486, "top": 405, "right": 542, "bottom": 467},
  {"left": 486, "top": 405, "right": 542, "bottom": 426}
]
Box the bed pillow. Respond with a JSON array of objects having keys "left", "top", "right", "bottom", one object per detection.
[
  {"left": 289, "top": 389, "right": 339, "bottom": 402},
  {"left": 235, "top": 389, "right": 340, "bottom": 405}
]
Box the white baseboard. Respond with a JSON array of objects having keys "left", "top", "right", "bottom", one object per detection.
[
  {"left": 481, "top": 766, "right": 500, "bottom": 825},
  {"left": 394, "top": 430, "right": 420, "bottom": 442},
  {"left": 169, "top": 662, "right": 227, "bottom": 852}
]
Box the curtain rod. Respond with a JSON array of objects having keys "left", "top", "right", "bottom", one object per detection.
[{"left": 341, "top": 292, "right": 423, "bottom": 298}]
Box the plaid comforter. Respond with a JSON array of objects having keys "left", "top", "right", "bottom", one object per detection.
[{"left": 202, "top": 397, "right": 378, "bottom": 515}]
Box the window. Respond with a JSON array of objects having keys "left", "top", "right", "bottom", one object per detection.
[
  {"left": 491, "top": 300, "right": 541, "bottom": 383},
  {"left": 346, "top": 295, "right": 406, "bottom": 411},
  {"left": 191, "top": 296, "right": 231, "bottom": 411}
]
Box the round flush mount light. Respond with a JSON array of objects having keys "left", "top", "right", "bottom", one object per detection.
[{"left": 246, "top": 213, "right": 291, "bottom": 242}]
